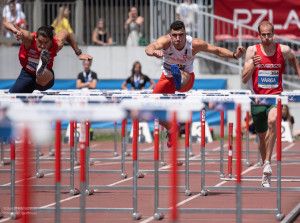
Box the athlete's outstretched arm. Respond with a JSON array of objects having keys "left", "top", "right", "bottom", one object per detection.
[
  {"left": 281, "top": 44, "right": 300, "bottom": 79},
  {"left": 55, "top": 30, "right": 93, "bottom": 61},
  {"left": 242, "top": 46, "right": 259, "bottom": 84},
  {"left": 145, "top": 35, "right": 170, "bottom": 58},
  {"left": 192, "top": 38, "right": 245, "bottom": 59},
  {"left": 3, "top": 20, "right": 32, "bottom": 48}
]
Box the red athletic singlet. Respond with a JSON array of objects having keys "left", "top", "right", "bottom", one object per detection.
[
  {"left": 250, "top": 43, "right": 285, "bottom": 94},
  {"left": 19, "top": 32, "right": 58, "bottom": 74}
]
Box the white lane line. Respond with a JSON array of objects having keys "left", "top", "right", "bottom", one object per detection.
[
  {"left": 107, "top": 177, "right": 134, "bottom": 186},
  {"left": 139, "top": 142, "right": 296, "bottom": 223},
  {"left": 39, "top": 195, "right": 80, "bottom": 209}
]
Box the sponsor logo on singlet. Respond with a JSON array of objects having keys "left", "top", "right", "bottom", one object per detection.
[
  {"left": 257, "top": 64, "right": 282, "bottom": 69},
  {"left": 29, "top": 49, "right": 36, "bottom": 54}
]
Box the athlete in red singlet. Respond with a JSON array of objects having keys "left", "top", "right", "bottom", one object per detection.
[
  {"left": 3, "top": 20, "right": 93, "bottom": 93},
  {"left": 251, "top": 43, "right": 285, "bottom": 95},
  {"left": 242, "top": 21, "right": 300, "bottom": 187}
]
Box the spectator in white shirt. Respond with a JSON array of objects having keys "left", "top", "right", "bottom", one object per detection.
[
  {"left": 176, "top": 0, "right": 198, "bottom": 36},
  {"left": 2, "top": 0, "right": 27, "bottom": 39}
]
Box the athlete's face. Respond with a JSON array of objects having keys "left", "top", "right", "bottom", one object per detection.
[
  {"left": 170, "top": 28, "right": 186, "bottom": 49},
  {"left": 36, "top": 35, "right": 52, "bottom": 52},
  {"left": 259, "top": 24, "right": 274, "bottom": 46}
]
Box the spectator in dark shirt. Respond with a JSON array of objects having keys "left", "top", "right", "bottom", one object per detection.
[
  {"left": 92, "top": 18, "right": 112, "bottom": 46},
  {"left": 76, "top": 60, "right": 98, "bottom": 89},
  {"left": 121, "top": 61, "right": 155, "bottom": 90}
]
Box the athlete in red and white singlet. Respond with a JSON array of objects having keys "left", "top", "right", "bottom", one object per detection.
[
  {"left": 146, "top": 20, "right": 245, "bottom": 95},
  {"left": 145, "top": 20, "right": 245, "bottom": 146},
  {"left": 19, "top": 32, "right": 58, "bottom": 74},
  {"left": 250, "top": 43, "right": 285, "bottom": 95}
]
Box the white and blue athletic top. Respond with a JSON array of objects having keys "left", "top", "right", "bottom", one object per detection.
[{"left": 161, "top": 35, "right": 194, "bottom": 78}]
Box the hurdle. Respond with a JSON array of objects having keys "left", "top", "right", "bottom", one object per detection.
[
  {"left": 157, "top": 102, "right": 257, "bottom": 221},
  {"left": 198, "top": 96, "right": 297, "bottom": 221},
  {"left": 153, "top": 94, "right": 293, "bottom": 222},
  {"left": 0, "top": 95, "right": 79, "bottom": 183},
  {"left": 35, "top": 95, "right": 130, "bottom": 188},
  {"left": 0, "top": 138, "right": 9, "bottom": 166},
  {"left": 122, "top": 97, "right": 212, "bottom": 199},
  {"left": 186, "top": 93, "right": 253, "bottom": 172},
  {"left": 228, "top": 122, "right": 233, "bottom": 178},
  {"left": 219, "top": 110, "right": 225, "bottom": 178},
  {"left": 2, "top": 90, "right": 299, "bottom": 222},
  {"left": 245, "top": 111, "right": 251, "bottom": 166},
  {"left": 153, "top": 119, "right": 164, "bottom": 220},
  {"left": 124, "top": 94, "right": 251, "bottom": 203},
  {"left": 6, "top": 102, "right": 149, "bottom": 221},
  {"left": 226, "top": 93, "right": 300, "bottom": 180},
  {"left": 83, "top": 116, "right": 128, "bottom": 181}
]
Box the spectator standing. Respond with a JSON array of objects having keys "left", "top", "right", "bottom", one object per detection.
[
  {"left": 2, "top": 0, "right": 27, "bottom": 38},
  {"left": 2, "top": 0, "right": 23, "bottom": 23},
  {"left": 124, "top": 7, "right": 144, "bottom": 47},
  {"left": 51, "top": 6, "right": 73, "bottom": 34},
  {"left": 176, "top": 0, "right": 198, "bottom": 36},
  {"left": 121, "top": 61, "right": 155, "bottom": 90},
  {"left": 92, "top": 18, "right": 112, "bottom": 46},
  {"left": 76, "top": 60, "right": 98, "bottom": 90}
]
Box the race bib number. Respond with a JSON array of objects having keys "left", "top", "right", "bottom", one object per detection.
[
  {"left": 26, "top": 57, "right": 39, "bottom": 71},
  {"left": 257, "top": 70, "right": 279, "bottom": 89}
]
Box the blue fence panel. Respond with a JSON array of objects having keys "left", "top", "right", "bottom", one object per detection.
[{"left": 0, "top": 78, "right": 227, "bottom": 90}]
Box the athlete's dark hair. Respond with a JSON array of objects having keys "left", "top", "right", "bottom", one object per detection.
[
  {"left": 36, "top": 26, "right": 54, "bottom": 40},
  {"left": 170, "top": 21, "right": 185, "bottom": 31},
  {"left": 258, "top": 21, "right": 274, "bottom": 34}
]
